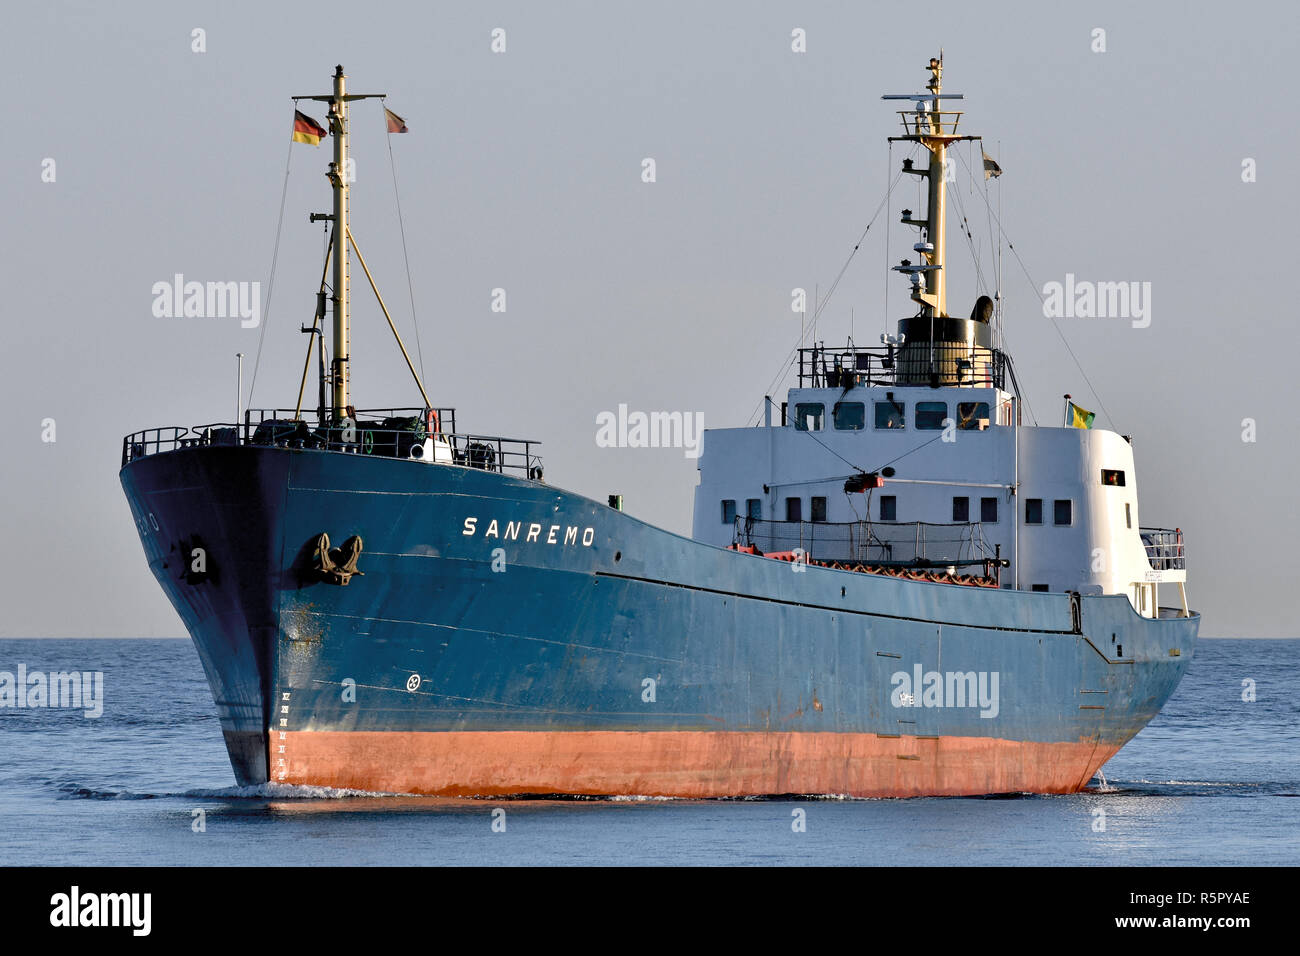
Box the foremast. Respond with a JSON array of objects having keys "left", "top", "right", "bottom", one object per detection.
[
  {"left": 329, "top": 67, "right": 351, "bottom": 416},
  {"left": 296, "top": 65, "right": 386, "bottom": 419}
]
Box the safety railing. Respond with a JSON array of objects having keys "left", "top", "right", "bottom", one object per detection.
[
  {"left": 1140, "top": 527, "right": 1186, "bottom": 570},
  {"left": 733, "top": 516, "right": 999, "bottom": 569},
  {"left": 122, "top": 407, "right": 544, "bottom": 480},
  {"left": 796, "top": 345, "right": 1006, "bottom": 390}
]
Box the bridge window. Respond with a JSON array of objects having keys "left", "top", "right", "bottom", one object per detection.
[
  {"left": 1125, "top": 502, "right": 1131, "bottom": 529},
  {"left": 811, "top": 496, "right": 827, "bottom": 522},
  {"left": 794, "top": 403, "right": 824, "bottom": 431},
  {"left": 785, "top": 497, "right": 802, "bottom": 522},
  {"left": 880, "top": 495, "right": 897, "bottom": 521},
  {"left": 1102, "top": 469, "right": 1126, "bottom": 486},
  {"left": 916, "top": 402, "right": 947, "bottom": 430},
  {"left": 1025, "top": 499, "right": 1043, "bottom": 525},
  {"left": 833, "top": 402, "right": 865, "bottom": 430},
  {"left": 1032, "top": 584, "right": 1050, "bottom": 592},
  {"left": 957, "top": 402, "right": 990, "bottom": 430},
  {"left": 1054, "top": 499, "right": 1073, "bottom": 526},
  {"left": 981, "top": 497, "right": 999, "bottom": 523},
  {"left": 721, "top": 500, "right": 736, "bottom": 524},
  {"left": 952, "top": 496, "right": 969, "bottom": 522},
  {"left": 874, "top": 401, "right": 906, "bottom": 430},
  {"left": 746, "top": 498, "right": 762, "bottom": 521}
]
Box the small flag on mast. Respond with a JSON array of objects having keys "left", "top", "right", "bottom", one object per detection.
[
  {"left": 384, "top": 107, "right": 408, "bottom": 133},
  {"left": 982, "top": 149, "right": 1002, "bottom": 180},
  {"left": 1068, "top": 402, "right": 1095, "bottom": 429},
  {"left": 292, "top": 110, "right": 327, "bottom": 146}
]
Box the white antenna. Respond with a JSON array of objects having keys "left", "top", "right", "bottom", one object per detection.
[
  {"left": 996, "top": 139, "right": 1004, "bottom": 351},
  {"left": 236, "top": 352, "right": 244, "bottom": 423}
]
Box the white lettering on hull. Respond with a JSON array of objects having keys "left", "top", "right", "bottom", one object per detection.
[{"left": 463, "top": 516, "right": 596, "bottom": 548}]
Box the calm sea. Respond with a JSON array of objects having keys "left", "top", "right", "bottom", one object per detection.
[{"left": 0, "top": 637, "right": 1295, "bottom": 866}]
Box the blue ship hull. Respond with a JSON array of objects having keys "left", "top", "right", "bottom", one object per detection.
[{"left": 120, "top": 445, "right": 1197, "bottom": 797}]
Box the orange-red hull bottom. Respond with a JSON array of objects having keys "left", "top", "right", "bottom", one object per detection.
[{"left": 272, "top": 730, "right": 1119, "bottom": 798}]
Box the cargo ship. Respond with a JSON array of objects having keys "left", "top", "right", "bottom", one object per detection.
[{"left": 120, "top": 59, "right": 1197, "bottom": 797}]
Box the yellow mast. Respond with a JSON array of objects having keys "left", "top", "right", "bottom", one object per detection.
[
  {"left": 329, "top": 66, "right": 350, "bottom": 416},
  {"left": 923, "top": 57, "right": 946, "bottom": 318},
  {"left": 296, "top": 66, "right": 386, "bottom": 419},
  {"left": 884, "top": 54, "right": 978, "bottom": 320},
  {"left": 295, "top": 66, "right": 434, "bottom": 421}
]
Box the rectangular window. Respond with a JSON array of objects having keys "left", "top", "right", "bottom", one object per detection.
[
  {"left": 746, "top": 498, "right": 762, "bottom": 521},
  {"left": 957, "top": 402, "right": 991, "bottom": 430},
  {"left": 721, "top": 499, "right": 736, "bottom": 525},
  {"left": 1054, "top": 499, "right": 1073, "bottom": 526},
  {"left": 1125, "top": 502, "right": 1131, "bottom": 529},
  {"left": 794, "top": 403, "right": 824, "bottom": 431},
  {"left": 1025, "top": 498, "right": 1043, "bottom": 525},
  {"left": 810, "top": 496, "right": 827, "bottom": 522},
  {"left": 916, "top": 401, "right": 947, "bottom": 430},
  {"left": 952, "top": 496, "right": 969, "bottom": 522},
  {"left": 1101, "top": 469, "right": 1126, "bottom": 487},
  {"left": 874, "top": 401, "right": 906, "bottom": 430},
  {"left": 1032, "top": 584, "right": 1050, "bottom": 593},
  {"left": 880, "top": 495, "right": 897, "bottom": 521},
  {"left": 981, "top": 497, "right": 999, "bottom": 523},
  {"left": 833, "top": 402, "right": 865, "bottom": 430},
  {"left": 785, "top": 497, "right": 802, "bottom": 522}
]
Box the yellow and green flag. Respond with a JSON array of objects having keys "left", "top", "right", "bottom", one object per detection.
[{"left": 1069, "top": 402, "right": 1095, "bottom": 429}]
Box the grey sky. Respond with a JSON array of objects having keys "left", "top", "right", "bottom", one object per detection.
[{"left": 2, "top": 1, "right": 1294, "bottom": 637}]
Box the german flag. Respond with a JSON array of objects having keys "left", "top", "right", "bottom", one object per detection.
[{"left": 292, "top": 110, "right": 327, "bottom": 146}]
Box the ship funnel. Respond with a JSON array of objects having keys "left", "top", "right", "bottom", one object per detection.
[
  {"left": 970, "top": 295, "right": 994, "bottom": 323},
  {"left": 894, "top": 306, "right": 995, "bottom": 387}
]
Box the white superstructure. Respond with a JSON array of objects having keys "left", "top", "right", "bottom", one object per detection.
[{"left": 690, "top": 56, "right": 1187, "bottom": 618}]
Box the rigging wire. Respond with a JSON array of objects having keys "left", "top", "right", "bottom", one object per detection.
[
  {"left": 981, "top": 142, "right": 999, "bottom": 344},
  {"left": 948, "top": 177, "right": 988, "bottom": 297},
  {"left": 246, "top": 135, "right": 295, "bottom": 408},
  {"left": 382, "top": 97, "right": 427, "bottom": 386},
  {"left": 969, "top": 143, "right": 1035, "bottom": 425},
  {"left": 789, "top": 419, "right": 867, "bottom": 475},
  {"left": 883, "top": 141, "right": 892, "bottom": 339},
  {"left": 787, "top": 424, "right": 969, "bottom": 496},
  {"left": 954, "top": 148, "right": 1115, "bottom": 430},
  {"left": 746, "top": 169, "right": 905, "bottom": 427}
]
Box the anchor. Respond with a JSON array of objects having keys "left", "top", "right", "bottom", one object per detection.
[{"left": 314, "top": 532, "right": 364, "bottom": 585}]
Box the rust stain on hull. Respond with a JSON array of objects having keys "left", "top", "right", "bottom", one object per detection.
[{"left": 274, "top": 730, "right": 1121, "bottom": 798}]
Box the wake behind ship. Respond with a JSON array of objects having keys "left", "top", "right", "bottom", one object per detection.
[{"left": 121, "top": 60, "right": 1198, "bottom": 797}]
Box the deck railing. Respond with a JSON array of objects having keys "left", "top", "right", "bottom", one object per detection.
[
  {"left": 796, "top": 344, "right": 1007, "bottom": 390},
  {"left": 734, "top": 516, "right": 999, "bottom": 569},
  {"left": 121, "top": 407, "right": 544, "bottom": 480},
  {"left": 1140, "top": 527, "right": 1186, "bottom": 570}
]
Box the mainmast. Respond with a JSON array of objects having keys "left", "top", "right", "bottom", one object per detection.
[
  {"left": 922, "top": 58, "right": 947, "bottom": 317},
  {"left": 883, "top": 55, "right": 977, "bottom": 320},
  {"left": 883, "top": 56, "right": 994, "bottom": 389}
]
